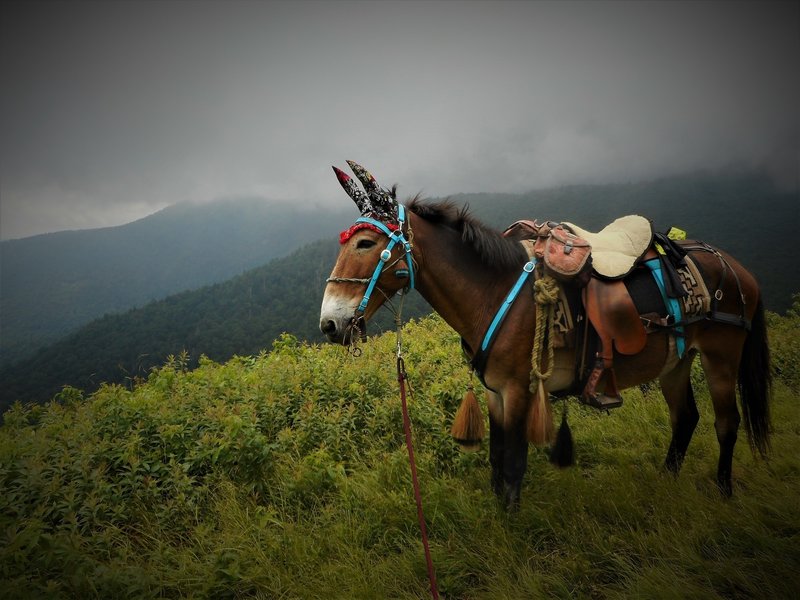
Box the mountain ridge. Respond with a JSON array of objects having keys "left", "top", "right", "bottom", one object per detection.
[{"left": 0, "top": 197, "right": 353, "bottom": 365}]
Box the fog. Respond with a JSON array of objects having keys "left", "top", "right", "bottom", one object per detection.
[{"left": 1, "top": 0, "right": 797, "bottom": 239}]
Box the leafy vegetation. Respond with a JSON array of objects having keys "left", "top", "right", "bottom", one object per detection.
[
  {"left": 767, "top": 293, "right": 800, "bottom": 391},
  {"left": 1, "top": 313, "right": 798, "bottom": 598}
]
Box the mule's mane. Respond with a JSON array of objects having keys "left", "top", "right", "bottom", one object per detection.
[{"left": 407, "top": 198, "right": 528, "bottom": 270}]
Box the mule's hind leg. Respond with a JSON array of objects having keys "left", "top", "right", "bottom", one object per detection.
[
  {"left": 699, "top": 349, "right": 742, "bottom": 497},
  {"left": 660, "top": 351, "right": 700, "bottom": 474}
]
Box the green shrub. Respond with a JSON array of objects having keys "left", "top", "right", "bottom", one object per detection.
[{"left": 768, "top": 293, "right": 800, "bottom": 390}]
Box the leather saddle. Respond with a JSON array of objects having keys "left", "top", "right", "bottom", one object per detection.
[
  {"left": 505, "top": 215, "right": 655, "bottom": 410},
  {"left": 563, "top": 215, "right": 653, "bottom": 279}
]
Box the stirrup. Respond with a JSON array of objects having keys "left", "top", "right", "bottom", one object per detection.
[
  {"left": 580, "top": 392, "right": 624, "bottom": 411},
  {"left": 581, "top": 359, "right": 623, "bottom": 411}
]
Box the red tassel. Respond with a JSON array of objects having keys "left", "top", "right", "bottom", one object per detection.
[{"left": 527, "top": 379, "right": 554, "bottom": 446}]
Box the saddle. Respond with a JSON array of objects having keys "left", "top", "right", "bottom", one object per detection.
[
  {"left": 505, "top": 215, "right": 656, "bottom": 410},
  {"left": 563, "top": 215, "right": 653, "bottom": 279}
]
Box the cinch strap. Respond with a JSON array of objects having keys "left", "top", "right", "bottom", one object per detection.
[{"left": 644, "top": 258, "right": 686, "bottom": 357}]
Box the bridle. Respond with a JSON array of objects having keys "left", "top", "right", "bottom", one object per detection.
[{"left": 326, "top": 203, "right": 416, "bottom": 319}]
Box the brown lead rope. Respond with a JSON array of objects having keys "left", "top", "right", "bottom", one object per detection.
[
  {"left": 397, "top": 356, "right": 439, "bottom": 599},
  {"left": 393, "top": 289, "right": 439, "bottom": 599}
]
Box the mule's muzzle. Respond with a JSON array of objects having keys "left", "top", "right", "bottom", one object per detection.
[{"left": 319, "top": 315, "right": 366, "bottom": 345}]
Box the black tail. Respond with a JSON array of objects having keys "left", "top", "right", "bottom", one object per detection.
[{"left": 738, "top": 297, "right": 772, "bottom": 458}]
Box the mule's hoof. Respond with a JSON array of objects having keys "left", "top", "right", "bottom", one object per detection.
[
  {"left": 503, "top": 483, "right": 521, "bottom": 512},
  {"left": 581, "top": 393, "right": 624, "bottom": 411},
  {"left": 717, "top": 479, "right": 734, "bottom": 498}
]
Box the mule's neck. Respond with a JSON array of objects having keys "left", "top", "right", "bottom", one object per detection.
[{"left": 407, "top": 212, "right": 523, "bottom": 354}]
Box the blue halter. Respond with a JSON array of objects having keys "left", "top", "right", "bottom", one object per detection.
[{"left": 352, "top": 204, "right": 415, "bottom": 316}]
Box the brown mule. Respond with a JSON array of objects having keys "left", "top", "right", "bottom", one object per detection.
[{"left": 320, "top": 163, "right": 772, "bottom": 508}]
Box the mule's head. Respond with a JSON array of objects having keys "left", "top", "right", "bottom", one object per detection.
[{"left": 319, "top": 161, "right": 413, "bottom": 345}]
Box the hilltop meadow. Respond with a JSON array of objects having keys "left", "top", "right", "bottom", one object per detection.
[{"left": 1, "top": 301, "right": 799, "bottom": 598}]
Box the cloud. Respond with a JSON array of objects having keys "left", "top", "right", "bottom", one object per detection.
[{"left": 1, "top": 0, "right": 797, "bottom": 239}]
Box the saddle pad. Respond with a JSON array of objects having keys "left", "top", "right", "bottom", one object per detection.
[
  {"left": 678, "top": 254, "right": 711, "bottom": 318},
  {"left": 552, "top": 286, "right": 574, "bottom": 348},
  {"left": 564, "top": 215, "right": 653, "bottom": 279}
]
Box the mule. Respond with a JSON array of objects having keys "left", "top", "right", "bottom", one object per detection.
[{"left": 320, "top": 161, "right": 771, "bottom": 509}]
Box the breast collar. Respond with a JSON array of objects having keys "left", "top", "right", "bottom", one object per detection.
[{"left": 463, "top": 258, "right": 537, "bottom": 389}]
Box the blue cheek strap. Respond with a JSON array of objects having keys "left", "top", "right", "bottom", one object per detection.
[{"left": 353, "top": 204, "right": 415, "bottom": 315}]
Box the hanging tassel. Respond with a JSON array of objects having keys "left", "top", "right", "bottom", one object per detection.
[
  {"left": 527, "top": 378, "right": 554, "bottom": 446},
  {"left": 451, "top": 383, "right": 485, "bottom": 451},
  {"left": 549, "top": 402, "right": 575, "bottom": 467}
]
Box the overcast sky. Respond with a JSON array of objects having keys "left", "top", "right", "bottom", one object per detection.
[{"left": 1, "top": 1, "right": 797, "bottom": 240}]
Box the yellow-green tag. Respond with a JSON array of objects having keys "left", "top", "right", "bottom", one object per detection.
[{"left": 667, "top": 227, "right": 687, "bottom": 241}]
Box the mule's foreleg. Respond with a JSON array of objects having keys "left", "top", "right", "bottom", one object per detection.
[
  {"left": 502, "top": 419, "right": 529, "bottom": 511},
  {"left": 489, "top": 414, "right": 505, "bottom": 498},
  {"left": 487, "top": 391, "right": 504, "bottom": 498},
  {"left": 498, "top": 387, "right": 530, "bottom": 511},
  {"left": 660, "top": 353, "right": 700, "bottom": 474},
  {"left": 487, "top": 388, "right": 532, "bottom": 510}
]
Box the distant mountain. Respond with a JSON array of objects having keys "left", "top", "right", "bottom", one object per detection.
[
  {"left": 0, "top": 198, "right": 352, "bottom": 366},
  {"left": 1, "top": 169, "right": 797, "bottom": 411}
]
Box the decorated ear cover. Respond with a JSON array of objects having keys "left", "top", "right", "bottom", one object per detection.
[
  {"left": 332, "top": 166, "right": 372, "bottom": 215},
  {"left": 332, "top": 161, "right": 398, "bottom": 224}
]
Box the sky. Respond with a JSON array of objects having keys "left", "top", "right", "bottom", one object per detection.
[{"left": 1, "top": 0, "right": 798, "bottom": 240}]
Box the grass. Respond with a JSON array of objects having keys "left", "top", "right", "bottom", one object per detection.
[{"left": 1, "top": 314, "right": 799, "bottom": 598}]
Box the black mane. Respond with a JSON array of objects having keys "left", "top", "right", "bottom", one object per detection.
[{"left": 406, "top": 198, "right": 528, "bottom": 270}]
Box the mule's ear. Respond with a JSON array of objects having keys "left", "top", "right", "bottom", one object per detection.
[
  {"left": 346, "top": 160, "right": 397, "bottom": 222},
  {"left": 346, "top": 160, "right": 379, "bottom": 193},
  {"left": 332, "top": 166, "right": 372, "bottom": 214}
]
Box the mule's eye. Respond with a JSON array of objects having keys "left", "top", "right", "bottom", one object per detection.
[{"left": 356, "top": 239, "right": 377, "bottom": 250}]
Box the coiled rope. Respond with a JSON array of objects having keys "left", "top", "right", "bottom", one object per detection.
[{"left": 529, "top": 275, "right": 559, "bottom": 393}]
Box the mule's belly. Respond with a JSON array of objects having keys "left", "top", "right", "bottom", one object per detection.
[
  {"left": 613, "top": 331, "right": 671, "bottom": 390},
  {"left": 544, "top": 330, "right": 672, "bottom": 395},
  {"left": 545, "top": 348, "right": 577, "bottom": 393}
]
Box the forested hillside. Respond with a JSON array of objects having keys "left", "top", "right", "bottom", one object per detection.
[
  {"left": 1, "top": 311, "right": 798, "bottom": 598},
  {"left": 0, "top": 240, "right": 431, "bottom": 411},
  {"left": 0, "top": 198, "right": 352, "bottom": 365}
]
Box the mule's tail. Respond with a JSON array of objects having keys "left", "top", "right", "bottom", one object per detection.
[{"left": 739, "top": 297, "right": 772, "bottom": 458}]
